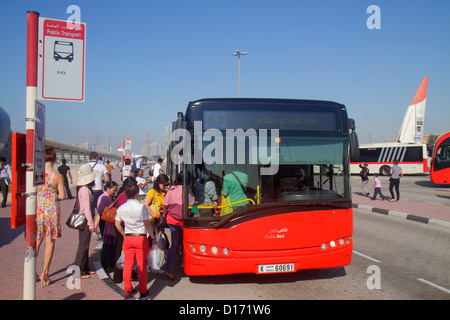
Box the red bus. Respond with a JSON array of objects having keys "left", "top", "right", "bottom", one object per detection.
[
  {"left": 430, "top": 132, "right": 450, "bottom": 184},
  {"left": 167, "top": 98, "right": 358, "bottom": 276}
]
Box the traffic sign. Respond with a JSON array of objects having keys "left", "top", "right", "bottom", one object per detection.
[
  {"left": 37, "top": 18, "right": 86, "bottom": 102},
  {"left": 34, "top": 101, "right": 45, "bottom": 185}
]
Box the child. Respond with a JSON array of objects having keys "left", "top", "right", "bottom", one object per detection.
[{"left": 371, "top": 173, "right": 386, "bottom": 201}]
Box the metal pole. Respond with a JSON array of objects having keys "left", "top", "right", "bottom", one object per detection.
[
  {"left": 24, "top": 10, "right": 39, "bottom": 300},
  {"left": 232, "top": 50, "right": 247, "bottom": 98},
  {"left": 238, "top": 54, "right": 241, "bottom": 97}
]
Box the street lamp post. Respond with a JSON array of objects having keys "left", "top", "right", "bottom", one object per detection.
[{"left": 232, "top": 50, "right": 248, "bottom": 97}]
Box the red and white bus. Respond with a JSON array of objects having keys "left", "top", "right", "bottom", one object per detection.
[
  {"left": 350, "top": 143, "right": 429, "bottom": 176},
  {"left": 430, "top": 132, "right": 450, "bottom": 184},
  {"left": 167, "top": 98, "right": 358, "bottom": 276}
]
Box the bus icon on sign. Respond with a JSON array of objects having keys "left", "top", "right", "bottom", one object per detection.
[{"left": 54, "top": 41, "right": 73, "bottom": 62}]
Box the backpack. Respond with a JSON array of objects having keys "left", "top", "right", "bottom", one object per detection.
[
  {"left": 149, "top": 164, "right": 154, "bottom": 177},
  {"left": 122, "top": 165, "right": 132, "bottom": 181},
  {"left": 359, "top": 167, "right": 369, "bottom": 180}
]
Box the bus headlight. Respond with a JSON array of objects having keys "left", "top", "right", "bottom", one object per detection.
[{"left": 187, "top": 243, "right": 232, "bottom": 256}]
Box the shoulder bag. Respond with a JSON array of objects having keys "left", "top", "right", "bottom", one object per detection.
[
  {"left": 101, "top": 194, "right": 121, "bottom": 224},
  {"left": 150, "top": 190, "right": 162, "bottom": 218},
  {"left": 66, "top": 199, "right": 87, "bottom": 230}
]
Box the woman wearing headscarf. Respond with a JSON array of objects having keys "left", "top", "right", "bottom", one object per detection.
[{"left": 97, "top": 181, "right": 118, "bottom": 271}]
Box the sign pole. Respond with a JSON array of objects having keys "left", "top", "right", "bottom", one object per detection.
[{"left": 24, "top": 10, "right": 39, "bottom": 300}]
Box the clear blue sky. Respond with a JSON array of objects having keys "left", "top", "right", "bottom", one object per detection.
[{"left": 1, "top": 0, "right": 449, "bottom": 154}]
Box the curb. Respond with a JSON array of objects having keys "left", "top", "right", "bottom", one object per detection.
[{"left": 352, "top": 203, "right": 450, "bottom": 229}]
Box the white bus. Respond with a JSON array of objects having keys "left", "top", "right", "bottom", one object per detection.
[{"left": 350, "top": 143, "right": 429, "bottom": 176}]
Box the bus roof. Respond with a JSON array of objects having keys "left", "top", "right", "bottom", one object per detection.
[
  {"left": 184, "top": 98, "right": 350, "bottom": 133},
  {"left": 187, "top": 98, "right": 346, "bottom": 109}
]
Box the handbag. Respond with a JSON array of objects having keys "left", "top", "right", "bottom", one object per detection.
[
  {"left": 156, "top": 212, "right": 168, "bottom": 229},
  {"left": 149, "top": 190, "right": 161, "bottom": 224},
  {"left": 66, "top": 200, "right": 87, "bottom": 230},
  {"left": 101, "top": 194, "right": 121, "bottom": 224},
  {"left": 149, "top": 190, "right": 161, "bottom": 218}
]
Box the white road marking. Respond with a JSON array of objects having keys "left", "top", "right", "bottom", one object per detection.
[
  {"left": 352, "top": 250, "right": 382, "bottom": 263},
  {"left": 416, "top": 278, "right": 450, "bottom": 294}
]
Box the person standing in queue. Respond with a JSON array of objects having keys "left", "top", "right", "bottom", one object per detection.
[
  {"left": 151, "top": 158, "right": 166, "bottom": 182},
  {"left": 162, "top": 172, "right": 194, "bottom": 281},
  {"left": 36, "top": 146, "right": 66, "bottom": 287},
  {"left": 0, "top": 156, "right": 12, "bottom": 208},
  {"left": 144, "top": 173, "right": 169, "bottom": 225},
  {"left": 73, "top": 164, "right": 98, "bottom": 279},
  {"left": 97, "top": 181, "right": 119, "bottom": 271},
  {"left": 115, "top": 183, "right": 156, "bottom": 300}
]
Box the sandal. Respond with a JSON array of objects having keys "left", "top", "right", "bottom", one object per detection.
[
  {"left": 163, "top": 272, "right": 175, "bottom": 281},
  {"left": 80, "top": 271, "right": 96, "bottom": 279}
]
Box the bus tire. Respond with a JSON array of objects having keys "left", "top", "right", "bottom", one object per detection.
[{"left": 380, "top": 165, "right": 391, "bottom": 176}]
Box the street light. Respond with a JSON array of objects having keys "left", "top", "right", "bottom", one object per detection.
[{"left": 232, "top": 50, "right": 248, "bottom": 97}]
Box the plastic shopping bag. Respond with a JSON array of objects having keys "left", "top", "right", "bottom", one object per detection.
[
  {"left": 147, "top": 244, "right": 166, "bottom": 272},
  {"left": 147, "top": 232, "right": 166, "bottom": 272},
  {"left": 117, "top": 250, "right": 137, "bottom": 271},
  {"left": 116, "top": 250, "right": 125, "bottom": 269}
]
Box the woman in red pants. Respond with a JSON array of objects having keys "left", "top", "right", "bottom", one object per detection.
[{"left": 115, "top": 183, "right": 155, "bottom": 299}]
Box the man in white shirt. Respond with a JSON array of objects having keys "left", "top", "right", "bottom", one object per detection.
[
  {"left": 115, "top": 183, "right": 155, "bottom": 299},
  {"left": 86, "top": 152, "right": 109, "bottom": 214},
  {"left": 152, "top": 158, "right": 166, "bottom": 182},
  {"left": 135, "top": 168, "right": 151, "bottom": 200},
  {"left": 0, "top": 157, "right": 12, "bottom": 207}
]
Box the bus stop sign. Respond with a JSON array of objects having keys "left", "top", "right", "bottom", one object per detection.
[{"left": 37, "top": 17, "right": 86, "bottom": 102}]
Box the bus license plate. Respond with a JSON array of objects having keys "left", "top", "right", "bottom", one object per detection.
[{"left": 258, "top": 263, "right": 295, "bottom": 274}]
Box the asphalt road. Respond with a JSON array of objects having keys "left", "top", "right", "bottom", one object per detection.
[
  {"left": 136, "top": 207, "right": 449, "bottom": 301},
  {"left": 106, "top": 173, "right": 449, "bottom": 301}
]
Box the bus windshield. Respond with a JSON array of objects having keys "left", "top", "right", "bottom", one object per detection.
[
  {"left": 433, "top": 137, "right": 450, "bottom": 171},
  {"left": 184, "top": 134, "right": 350, "bottom": 227}
]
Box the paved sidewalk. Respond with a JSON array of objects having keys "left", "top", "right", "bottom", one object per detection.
[
  {"left": 0, "top": 167, "right": 125, "bottom": 300},
  {"left": 0, "top": 189, "right": 124, "bottom": 300},
  {"left": 352, "top": 192, "right": 450, "bottom": 228},
  {"left": 0, "top": 167, "right": 449, "bottom": 300}
]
